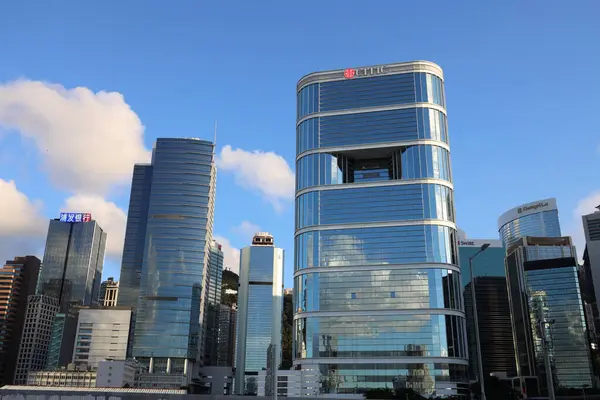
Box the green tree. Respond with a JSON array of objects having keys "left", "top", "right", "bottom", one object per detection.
[{"left": 280, "top": 293, "right": 293, "bottom": 369}]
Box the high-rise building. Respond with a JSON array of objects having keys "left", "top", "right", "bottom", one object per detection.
[
  {"left": 463, "top": 277, "right": 515, "bottom": 378},
  {"left": 45, "top": 312, "right": 77, "bottom": 369},
  {"left": 498, "top": 198, "right": 560, "bottom": 248},
  {"left": 203, "top": 240, "right": 224, "bottom": 366},
  {"left": 505, "top": 236, "right": 593, "bottom": 391},
  {"left": 235, "top": 233, "right": 284, "bottom": 395},
  {"left": 217, "top": 304, "right": 237, "bottom": 367},
  {"left": 72, "top": 306, "right": 132, "bottom": 368},
  {"left": 118, "top": 164, "right": 153, "bottom": 309},
  {"left": 37, "top": 213, "right": 106, "bottom": 311},
  {"left": 293, "top": 62, "right": 466, "bottom": 396},
  {"left": 13, "top": 295, "right": 59, "bottom": 384},
  {"left": 457, "top": 236, "right": 515, "bottom": 379},
  {"left": 0, "top": 256, "right": 41, "bottom": 385},
  {"left": 582, "top": 207, "right": 600, "bottom": 331},
  {"left": 130, "top": 138, "right": 217, "bottom": 380},
  {"left": 99, "top": 277, "right": 119, "bottom": 306}
]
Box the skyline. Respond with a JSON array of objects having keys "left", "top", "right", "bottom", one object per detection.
[{"left": 1, "top": 1, "right": 600, "bottom": 287}]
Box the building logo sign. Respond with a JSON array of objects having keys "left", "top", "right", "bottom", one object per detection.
[
  {"left": 459, "top": 241, "right": 475, "bottom": 246},
  {"left": 344, "top": 66, "right": 387, "bottom": 79},
  {"left": 59, "top": 212, "right": 92, "bottom": 223},
  {"left": 518, "top": 201, "right": 549, "bottom": 214}
]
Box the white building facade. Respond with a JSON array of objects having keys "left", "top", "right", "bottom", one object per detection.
[{"left": 72, "top": 306, "right": 132, "bottom": 368}]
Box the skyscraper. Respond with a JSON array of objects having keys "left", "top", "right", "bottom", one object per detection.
[
  {"left": 498, "top": 198, "right": 560, "bottom": 248},
  {"left": 217, "top": 304, "right": 237, "bottom": 367},
  {"left": 0, "top": 256, "right": 41, "bottom": 385},
  {"left": 203, "top": 240, "right": 224, "bottom": 366},
  {"left": 37, "top": 213, "right": 106, "bottom": 311},
  {"left": 13, "top": 295, "right": 59, "bottom": 384},
  {"left": 118, "top": 164, "right": 153, "bottom": 308},
  {"left": 457, "top": 237, "right": 515, "bottom": 380},
  {"left": 505, "top": 236, "right": 593, "bottom": 392},
  {"left": 235, "top": 233, "right": 284, "bottom": 395},
  {"left": 129, "top": 138, "right": 217, "bottom": 379},
  {"left": 582, "top": 207, "right": 600, "bottom": 332},
  {"left": 499, "top": 200, "right": 593, "bottom": 393},
  {"left": 294, "top": 62, "right": 465, "bottom": 396}
]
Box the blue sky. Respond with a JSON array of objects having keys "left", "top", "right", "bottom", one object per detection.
[{"left": 0, "top": 1, "right": 599, "bottom": 288}]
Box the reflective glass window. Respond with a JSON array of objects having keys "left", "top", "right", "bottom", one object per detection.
[
  {"left": 499, "top": 210, "right": 561, "bottom": 248},
  {"left": 294, "top": 268, "right": 462, "bottom": 312},
  {"left": 297, "top": 118, "right": 319, "bottom": 154},
  {"left": 296, "top": 184, "right": 454, "bottom": 230},
  {"left": 296, "top": 145, "right": 452, "bottom": 191},
  {"left": 297, "top": 84, "right": 319, "bottom": 119},
  {"left": 294, "top": 225, "right": 458, "bottom": 271},
  {"left": 415, "top": 73, "right": 445, "bottom": 107},
  {"left": 294, "top": 314, "right": 468, "bottom": 360}
]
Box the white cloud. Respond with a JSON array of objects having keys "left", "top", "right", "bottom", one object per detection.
[
  {"left": 0, "top": 80, "right": 151, "bottom": 196},
  {"left": 0, "top": 179, "right": 46, "bottom": 236},
  {"left": 569, "top": 191, "right": 600, "bottom": 259},
  {"left": 61, "top": 194, "right": 127, "bottom": 259},
  {"left": 214, "top": 235, "right": 240, "bottom": 274},
  {"left": 217, "top": 145, "right": 294, "bottom": 211},
  {"left": 0, "top": 179, "right": 47, "bottom": 263},
  {"left": 233, "top": 220, "right": 261, "bottom": 241}
]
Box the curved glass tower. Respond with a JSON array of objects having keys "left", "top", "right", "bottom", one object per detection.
[
  {"left": 497, "top": 198, "right": 560, "bottom": 247},
  {"left": 293, "top": 62, "right": 467, "bottom": 397}
]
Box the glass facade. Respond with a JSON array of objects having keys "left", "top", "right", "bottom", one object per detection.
[
  {"left": 203, "top": 240, "right": 224, "bottom": 365},
  {"left": 38, "top": 219, "right": 106, "bottom": 311},
  {"left": 118, "top": 164, "right": 153, "bottom": 308},
  {"left": 498, "top": 199, "right": 561, "bottom": 248},
  {"left": 234, "top": 243, "right": 284, "bottom": 395},
  {"left": 132, "top": 138, "right": 216, "bottom": 367},
  {"left": 506, "top": 238, "right": 593, "bottom": 391},
  {"left": 293, "top": 62, "right": 468, "bottom": 397}
]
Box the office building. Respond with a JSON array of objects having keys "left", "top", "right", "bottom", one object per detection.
[
  {"left": 13, "top": 295, "right": 60, "bottom": 384},
  {"left": 130, "top": 138, "right": 217, "bottom": 379},
  {"left": 37, "top": 213, "right": 106, "bottom": 311},
  {"left": 27, "top": 367, "right": 97, "bottom": 388},
  {"left": 203, "top": 240, "right": 224, "bottom": 366},
  {"left": 96, "top": 360, "right": 138, "bottom": 388},
  {"left": 46, "top": 312, "right": 77, "bottom": 369},
  {"left": 505, "top": 236, "right": 593, "bottom": 391},
  {"left": 0, "top": 256, "right": 41, "bottom": 385},
  {"left": 582, "top": 207, "right": 600, "bottom": 332},
  {"left": 235, "top": 233, "right": 284, "bottom": 395},
  {"left": 464, "top": 277, "right": 515, "bottom": 378},
  {"left": 498, "top": 198, "right": 560, "bottom": 248},
  {"left": 457, "top": 236, "right": 515, "bottom": 379},
  {"left": 118, "top": 164, "right": 153, "bottom": 309},
  {"left": 72, "top": 306, "right": 132, "bottom": 368},
  {"left": 293, "top": 62, "right": 466, "bottom": 396},
  {"left": 217, "top": 304, "right": 237, "bottom": 367},
  {"left": 98, "top": 277, "right": 119, "bottom": 306}
]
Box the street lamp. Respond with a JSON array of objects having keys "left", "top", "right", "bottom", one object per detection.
[
  {"left": 582, "top": 384, "right": 589, "bottom": 400},
  {"left": 469, "top": 243, "right": 490, "bottom": 400}
]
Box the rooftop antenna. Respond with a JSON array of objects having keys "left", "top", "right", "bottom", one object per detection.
[{"left": 213, "top": 120, "right": 218, "bottom": 146}]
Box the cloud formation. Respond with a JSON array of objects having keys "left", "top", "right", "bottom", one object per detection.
[
  {"left": 233, "top": 220, "right": 261, "bottom": 241},
  {"left": 0, "top": 179, "right": 47, "bottom": 236},
  {"left": 61, "top": 194, "right": 127, "bottom": 259},
  {"left": 217, "top": 145, "right": 294, "bottom": 211},
  {"left": 214, "top": 235, "right": 240, "bottom": 274},
  {"left": 569, "top": 191, "right": 600, "bottom": 259},
  {"left": 0, "top": 80, "right": 151, "bottom": 196}
]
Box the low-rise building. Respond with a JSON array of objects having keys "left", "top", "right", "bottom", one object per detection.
[
  {"left": 72, "top": 306, "right": 132, "bottom": 368},
  {"left": 257, "top": 368, "right": 321, "bottom": 397},
  {"left": 96, "top": 359, "right": 137, "bottom": 388},
  {"left": 27, "top": 366, "right": 96, "bottom": 387}
]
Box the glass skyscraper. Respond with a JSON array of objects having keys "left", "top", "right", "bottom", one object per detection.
[
  {"left": 129, "top": 138, "right": 216, "bottom": 378},
  {"left": 294, "top": 62, "right": 467, "bottom": 397},
  {"left": 498, "top": 198, "right": 560, "bottom": 248},
  {"left": 203, "top": 240, "right": 224, "bottom": 366},
  {"left": 235, "top": 233, "right": 284, "bottom": 395},
  {"left": 499, "top": 199, "right": 593, "bottom": 393},
  {"left": 38, "top": 217, "right": 106, "bottom": 311}
]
